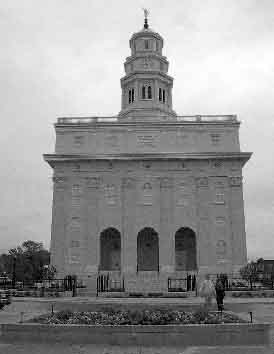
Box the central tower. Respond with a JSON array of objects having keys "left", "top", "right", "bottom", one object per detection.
[{"left": 119, "top": 15, "right": 176, "bottom": 119}]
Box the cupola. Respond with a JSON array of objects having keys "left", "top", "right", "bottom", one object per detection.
[{"left": 118, "top": 11, "right": 176, "bottom": 120}]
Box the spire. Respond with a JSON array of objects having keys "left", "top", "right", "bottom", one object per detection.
[{"left": 143, "top": 8, "right": 149, "bottom": 29}]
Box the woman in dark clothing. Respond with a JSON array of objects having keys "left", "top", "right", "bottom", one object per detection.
[{"left": 215, "top": 278, "right": 225, "bottom": 311}]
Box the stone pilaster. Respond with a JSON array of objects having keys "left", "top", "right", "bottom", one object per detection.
[
  {"left": 195, "top": 177, "right": 212, "bottom": 271},
  {"left": 51, "top": 176, "right": 68, "bottom": 277},
  {"left": 159, "top": 177, "right": 174, "bottom": 274},
  {"left": 85, "top": 177, "right": 101, "bottom": 273},
  {"left": 229, "top": 176, "right": 247, "bottom": 269},
  {"left": 122, "top": 177, "right": 137, "bottom": 274}
]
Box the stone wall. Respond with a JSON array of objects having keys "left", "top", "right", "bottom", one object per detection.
[{"left": 50, "top": 158, "right": 247, "bottom": 284}]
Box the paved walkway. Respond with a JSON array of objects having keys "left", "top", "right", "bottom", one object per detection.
[{"left": 0, "top": 343, "right": 272, "bottom": 354}]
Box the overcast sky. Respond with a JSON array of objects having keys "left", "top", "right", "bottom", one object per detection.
[{"left": 0, "top": 0, "right": 273, "bottom": 259}]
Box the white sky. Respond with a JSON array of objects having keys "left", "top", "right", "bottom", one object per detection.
[{"left": 0, "top": 0, "right": 273, "bottom": 259}]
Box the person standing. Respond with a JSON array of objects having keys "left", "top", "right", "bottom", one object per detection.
[
  {"left": 198, "top": 274, "right": 216, "bottom": 309},
  {"left": 215, "top": 277, "right": 225, "bottom": 311}
]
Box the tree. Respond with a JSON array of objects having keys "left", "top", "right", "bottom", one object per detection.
[
  {"left": 239, "top": 261, "right": 259, "bottom": 289},
  {"left": 0, "top": 240, "right": 50, "bottom": 282},
  {"left": 42, "top": 265, "right": 57, "bottom": 280}
]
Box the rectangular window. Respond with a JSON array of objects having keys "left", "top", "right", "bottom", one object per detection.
[
  {"left": 211, "top": 133, "right": 221, "bottom": 145},
  {"left": 74, "top": 136, "right": 84, "bottom": 147},
  {"left": 71, "top": 240, "right": 80, "bottom": 248}
]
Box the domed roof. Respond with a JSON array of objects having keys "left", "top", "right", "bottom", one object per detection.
[{"left": 130, "top": 19, "right": 163, "bottom": 42}]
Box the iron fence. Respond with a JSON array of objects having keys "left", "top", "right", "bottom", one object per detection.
[
  {"left": 0, "top": 276, "right": 85, "bottom": 297},
  {"left": 168, "top": 275, "right": 197, "bottom": 292},
  {"left": 97, "top": 274, "right": 125, "bottom": 295}
]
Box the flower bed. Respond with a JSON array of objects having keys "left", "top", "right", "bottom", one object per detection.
[{"left": 29, "top": 308, "right": 246, "bottom": 325}]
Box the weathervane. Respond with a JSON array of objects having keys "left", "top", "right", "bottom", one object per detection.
[{"left": 142, "top": 8, "right": 149, "bottom": 29}]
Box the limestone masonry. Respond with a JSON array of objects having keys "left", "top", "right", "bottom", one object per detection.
[{"left": 44, "top": 16, "right": 252, "bottom": 294}]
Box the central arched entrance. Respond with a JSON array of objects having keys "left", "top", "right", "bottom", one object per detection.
[
  {"left": 137, "top": 227, "right": 159, "bottom": 271},
  {"left": 175, "top": 227, "right": 197, "bottom": 271},
  {"left": 99, "top": 227, "right": 121, "bottom": 271}
]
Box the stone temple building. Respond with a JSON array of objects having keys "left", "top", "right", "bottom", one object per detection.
[{"left": 44, "top": 16, "right": 251, "bottom": 294}]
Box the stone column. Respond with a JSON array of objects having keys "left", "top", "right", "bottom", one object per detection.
[{"left": 51, "top": 176, "right": 68, "bottom": 277}]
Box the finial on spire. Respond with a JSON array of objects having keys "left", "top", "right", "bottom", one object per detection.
[{"left": 142, "top": 8, "right": 149, "bottom": 29}]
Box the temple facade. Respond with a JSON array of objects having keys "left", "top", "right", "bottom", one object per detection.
[{"left": 44, "top": 16, "right": 251, "bottom": 294}]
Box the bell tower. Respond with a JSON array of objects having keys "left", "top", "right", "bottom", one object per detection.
[{"left": 118, "top": 11, "right": 176, "bottom": 120}]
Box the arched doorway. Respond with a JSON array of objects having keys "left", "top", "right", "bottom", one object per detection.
[
  {"left": 175, "top": 227, "right": 197, "bottom": 271},
  {"left": 100, "top": 228, "right": 121, "bottom": 271},
  {"left": 137, "top": 227, "right": 159, "bottom": 271}
]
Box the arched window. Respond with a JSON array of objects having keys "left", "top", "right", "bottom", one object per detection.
[
  {"left": 142, "top": 86, "right": 146, "bottom": 99},
  {"left": 137, "top": 227, "right": 159, "bottom": 271},
  {"left": 128, "top": 90, "right": 131, "bottom": 104},
  {"left": 175, "top": 227, "right": 197, "bottom": 271},
  {"left": 163, "top": 89, "right": 166, "bottom": 103},
  {"left": 100, "top": 228, "right": 121, "bottom": 271},
  {"left": 159, "top": 88, "right": 162, "bottom": 101},
  {"left": 147, "top": 86, "right": 152, "bottom": 99},
  {"left": 145, "top": 39, "right": 149, "bottom": 49},
  {"left": 132, "top": 88, "right": 134, "bottom": 102}
]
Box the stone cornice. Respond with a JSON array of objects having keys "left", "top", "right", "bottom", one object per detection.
[
  {"left": 55, "top": 118, "right": 240, "bottom": 129},
  {"left": 125, "top": 54, "right": 168, "bottom": 65},
  {"left": 44, "top": 152, "right": 252, "bottom": 167},
  {"left": 120, "top": 71, "right": 174, "bottom": 84}
]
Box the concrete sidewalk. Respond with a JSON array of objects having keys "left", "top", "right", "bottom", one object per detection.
[{"left": 0, "top": 343, "right": 272, "bottom": 354}]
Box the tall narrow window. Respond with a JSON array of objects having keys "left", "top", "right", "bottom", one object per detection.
[
  {"left": 132, "top": 88, "right": 134, "bottom": 102},
  {"left": 142, "top": 86, "right": 146, "bottom": 99},
  {"left": 145, "top": 39, "right": 149, "bottom": 49},
  {"left": 148, "top": 86, "right": 152, "bottom": 99},
  {"left": 159, "top": 88, "right": 162, "bottom": 101},
  {"left": 128, "top": 90, "right": 131, "bottom": 104},
  {"left": 163, "top": 89, "right": 166, "bottom": 103}
]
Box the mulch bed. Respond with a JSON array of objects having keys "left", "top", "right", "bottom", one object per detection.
[{"left": 28, "top": 308, "right": 247, "bottom": 325}]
